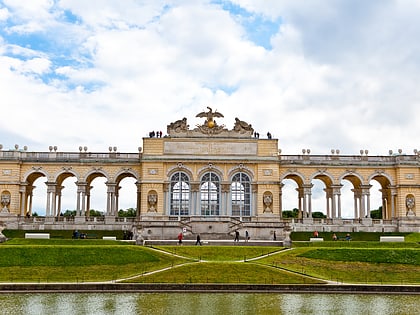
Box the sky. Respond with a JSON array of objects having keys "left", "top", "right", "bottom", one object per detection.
[{"left": 1, "top": 0, "right": 419, "bottom": 216}]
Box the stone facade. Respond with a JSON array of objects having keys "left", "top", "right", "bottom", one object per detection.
[{"left": 0, "top": 108, "right": 419, "bottom": 238}]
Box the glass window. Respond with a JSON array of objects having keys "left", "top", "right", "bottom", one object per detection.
[
  {"left": 170, "top": 172, "right": 190, "bottom": 216},
  {"left": 200, "top": 172, "right": 220, "bottom": 216},
  {"left": 231, "top": 173, "right": 251, "bottom": 216}
]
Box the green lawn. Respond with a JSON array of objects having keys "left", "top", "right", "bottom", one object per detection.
[
  {"left": 256, "top": 247, "right": 420, "bottom": 284},
  {"left": 1, "top": 234, "right": 419, "bottom": 284},
  {"left": 124, "top": 261, "right": 324, "bottom": 284},
  {"left": 0, "top": 241, "right": 189, "bottom": 283},
  {"left": 154, "top": 245, "right": 283, "bottom": 261}
]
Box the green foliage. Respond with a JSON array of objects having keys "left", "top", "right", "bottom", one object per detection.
[
  {"left": 118, "top": 208, "right": 137, "bottom": 217},
  {"left": 88, "top": 209, "right": 104, "bottom": 217},
  {"left": 282, "top": 208, "right": 299, "bottom": 218},
  {"left": 311, "top": 211, "right": 326, "bottom": 218},
  {"left": 370, "top": 207, "right": 383, "bottom": 219},
  {"left": 63, "top": 210, "right": 76, "bottom": 217}
]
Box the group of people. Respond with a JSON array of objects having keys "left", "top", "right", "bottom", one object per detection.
[
  {"left": 314, "top": 230, "right": 351, "bottom": 241},
  {"left": 177, "top": 232, "right": 202, "bottom": 245},
  {"left": 149, "top": 130, "right": 163, "bottom": 138},
  {"left": 234, "top": 230, "right": 251, "bottom": 242}
]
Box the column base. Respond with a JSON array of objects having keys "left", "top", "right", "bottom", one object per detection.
[
  {"left": 104, "top": 215, "right": 116, "bottom": 224},
  {"left": 74, "top": 215, "right": 86, "bottom": 223}
]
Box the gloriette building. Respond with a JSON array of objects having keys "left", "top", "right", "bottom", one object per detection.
[{"left": 0, "top": 108, "right": 419, "bottom": 240}]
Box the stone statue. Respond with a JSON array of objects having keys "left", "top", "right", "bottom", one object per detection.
[
  {"left": 263, "top": 194, "right": 273, "bottom": 213},
  {"left": 167, "top": 117, "right": 189, "bottom": 134},
  {"left": 196, "top": 107, "right": 224, "bottom": 129},
  {"left": 233, "top": 117, "right": 254, "bottom": 134},
  {"left": 406, "top": 196, "right": 415, "bottom": 217},
  {"left": 148, "top": 193, "right": 157, "bottom": 212},
  {"left": 1, "top": 193, "right": 10, "bottom": 213}
]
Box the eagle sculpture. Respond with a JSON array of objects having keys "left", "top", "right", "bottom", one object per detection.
[{"left": 196, "top": 107, "right": 224, "bottom": 128}]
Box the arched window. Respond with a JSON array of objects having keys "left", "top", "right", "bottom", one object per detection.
[
  {"left": 231, "top": 173, "right": 251, "bottom": 216},
  {"left": 170, "top": 172, "right": 190, "bottom": 216},
  {"left": 200, "top": 172, "right": 220, "bottom": 216}
]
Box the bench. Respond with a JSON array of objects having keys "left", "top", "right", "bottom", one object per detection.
[
  {"left": 380, "top": 236, "right": 404, "bottom": 242},
  {"left": 310, "top": 238, "right": 324, "bottom": 242},
  {"left": 86, "top": 234, "right": 97, "bottom": 239},
  {"left": 102, "top": 236, "right": 117, "bottom": 241},
  {"left": 25, "top": 233, "right": 50, "bottom": 239}
]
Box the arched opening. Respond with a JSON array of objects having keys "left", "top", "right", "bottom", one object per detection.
[
  {"left": 29, "top": 174, "right": 47, "bottom": 216},
  {"left": 311, "top": 179, "right": 327, "bottom": 218},
  {"left": 281, "top": 178, "right": 299, "bottom": 218},
  {"left": 58, "top": 176, "right": 77, "bottom": 217},
  {"left": 87, "top": 176, "right": 107, "bottom": 216},
  {"left": 116, "top": 176, "right": 137, "bottom": 217}
]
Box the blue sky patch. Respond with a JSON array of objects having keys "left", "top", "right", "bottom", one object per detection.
[{"left": 213, "top": 0, "right": 281, "bottom": 50}]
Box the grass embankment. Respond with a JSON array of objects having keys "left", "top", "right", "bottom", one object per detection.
[
  {"left": 125, "top": 246, "right": 322, "bottom": 284},
  {"left": 1, "top": 231, "right": 419, "bottom": 284},
  {"left": 0, "top": 240, "right": 188, "bottom": 283}
]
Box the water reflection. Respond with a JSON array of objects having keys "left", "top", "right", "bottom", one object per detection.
[{"left": 0, "top": 292, "right": 418, "bottom": 315}]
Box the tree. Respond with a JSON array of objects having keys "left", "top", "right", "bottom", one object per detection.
[
  {"left": 282, "top": 208, "right": 299, "bottom": 218},
  {"left": 312, "top": 211, "right": 327, "bottom": 218},
  {"left": 118, "top": 208, "right": 137, "bottom": 217},
  {"left": 370, "top": 206, "right": 383, "bottom": 219}
]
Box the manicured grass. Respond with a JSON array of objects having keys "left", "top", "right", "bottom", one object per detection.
[
  {"left": 1, "top": 236, "right": 419, "bottom": 284},
  {"left": 0, "top": 243, "right": 189, "bottom": 282},
  {"left": 256, "top": 247, "right": 420, "bottom": 284},
  {"left": 154, "top": 246, "right": 283, "bottom": 261},
  {"left": 125, "top": 262, "right": 324, "bottom": 284},
  {"left": 299, "top": 248, "right": 420, "bottom": 265}
]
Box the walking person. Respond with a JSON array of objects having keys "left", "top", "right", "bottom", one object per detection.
[
  {"left": 245, "top": 230, "right": 250, "bottom": 242},
  {"left": 196, "top": 234, "right": 202, "bottom": 245},
  {"left": 234, "top": 230, "right": 240, "bottom": 242},
  {"left": 178, "top": 232, "right": 183, "bottom": 245}
]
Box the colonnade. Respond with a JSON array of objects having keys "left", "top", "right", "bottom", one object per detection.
[
  {"left": 19, "top": 181, "right": 141, "bottom": 217},
  {"left": 287, "top": 183, "right": 397, "bottom": 219},
  {"left": 18, "top": 179, "right": 396, "bottom": 219}
]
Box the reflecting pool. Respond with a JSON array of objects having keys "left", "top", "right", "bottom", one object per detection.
[{"left": 0, "top": 292, "right": 418, "bottom": 315}]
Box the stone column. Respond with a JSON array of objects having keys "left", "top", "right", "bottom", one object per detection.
[
  {"left": 352, "top": 188, "right": 362, "bottom": 218},
  {"left": 252, "top": 183, "right": 258, "bottom": 217},
  {"left": 136, "top": 181, "right": 142, "bottom": 217},
  {"left": 45, "top": 182, "right": 57, "bottom": 217},
  {"left": 106, "top": 182, "right": 117, "bottom": 216},
  {"left": 56, "top": 185, "right": 64, "bottom": 216},
  {"left": 76, "top": 181, "right": 88, "bottom": 217},
  {"left": 380, "top": 188, "right": 389, "bottom": 219},
  {"left": 28, "top": 185, "right": 34, "bottom": 216},
  {"left": 19, "top": 185, "right": 27, "bottom": 216},
  {"left": 361, "top": 184, "right": 372, "bottom": 218},
  {"left": 331, "top": 185, "right": 343, "bottom": 219},
  {"left": 279, "top": 183, "right": 284, "bottom": 218},
  {"left": 390, "top": 186, "right": 397, "bottom": 218},
  {"left": 324, "top": 187, "right": 333, "bottom": 218},
  {"left": 221, "top": 183, "right": 231, "bottom": 217},
  {"left": 303, "top": 184, "right": 313, "bottom": 218},
  {"left": 190, "top": 182, "right": 200, "bottom": 216},
  {"left": 296, "top": 187, "right": 304, "bottom": 218}
]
